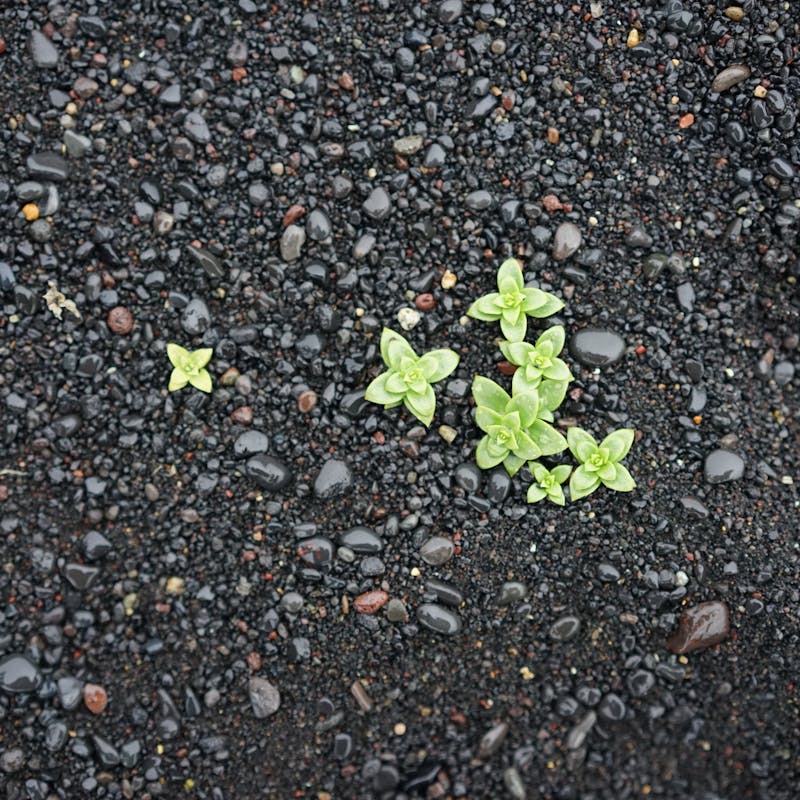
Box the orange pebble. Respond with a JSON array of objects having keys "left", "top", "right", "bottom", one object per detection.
[
  {"left": 83, "top": 683, "right": 108, "bottom": 714},
  {"left": 22, "top": 203, "right": 39, "bottom": 221},
  {"left": 679, "top": 113, "right": 694, "bottom": 128}
]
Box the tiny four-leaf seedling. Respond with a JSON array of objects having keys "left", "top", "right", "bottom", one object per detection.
[
  {"left": 364, "top": 327, "right": 459, "bottom": 426},
  {"left": 167, "top": 344, "right": 214, "bottom": 393}
]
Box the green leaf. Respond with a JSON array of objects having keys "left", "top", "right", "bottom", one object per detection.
[
  {"left": 529, "top": 420, "right": 567, "bottom": 455},
  {"left": 506, "top": 391, "right": 539, "bottom": 428},
  {"left": 569, "top": 465, "right": 600, "bottom": 500},
  {"left": 496, "top": 258, "right": 524, "bottom": 293},
  {"left": 567, "top": 427, "right": 598, "bottom": 462},
  {"left": 500, "top": 411, "right": 521, "bottom": 432},
  {"left": 404, "top": 384, "right": 436, "bottom": 425},
  {"left": 527, "top": 484, "right": 547, "bottom": 504},
  {"left": 190, "top": 368, "right": 213, "bottom": 393},
  {"left": 602, "top": 463, "right": 636, "bottom": 492},
  {"left": 527, "top": 292, "right": 564, "bottom": 318},
  {"left": 499, "top": 311, "right": 527, "bottom": 342},
  {"left": 468, "top": 293, "right": 503, "bottom": 321},
  {"left": 503, "top": 452, "right": 526, "bottom": 477},
  {"left": 598, "top": 462, "right": 617, "bottom": 482},
  {"left": 512, "top": 429, "right": 541, "bottom": 460},
  {"left": 537, "top": 379, "right": 569, "bottom": 411},
  {"left": 475, "top": 405, "right": 504, "bottom": 432},
  {"left": 193, "top": 348, "right": 214, "bottom": 369},
  {"left": 384, "top": 372, "right": 406, "bottom": 394},
  {"left": 476, "top": 435, "right": 507, "bottom": 469},
  {"left": 168, "top": 367, "right": 189, "bottom": 391},
  {"left": 546, "top": 484, "right": 566, "bottom": 506},
  {"left": 384, "top": 330, "right": 418, "bottom": 369},
  {"left": 512, "top": 370, "right": 541, "bottom": 396},
  {"left": 530, "top": 461, "right": 549, "bottom": 483},
  {"left": 365, "top": 372, "right": 403, "bottom": 405},
  {"left": 536, "top": 325, "right": 566, "bottom": 355},
  {"left": 551, "top": 464, "right": 573, "bottom": 484},
  {"left": 167, "top": 343, "right": 190, "bottom": 368},
  {"left": 599, "top": 428, "right": 635, "bottom": 462},
  {"left": 542, "top": 359, "right": 573, "bottom": 382},
  {"left": 520, "top": 287, "right": 547, "bottom": 313},
  {"left": 505, "top": 341, "right": 534, "bottom": 366},
  {"left": 418, "top": 349, "right": 460, "bottom": 383},
  {"left": 471, "top": 376, "right": 510, "bottom": 413}
]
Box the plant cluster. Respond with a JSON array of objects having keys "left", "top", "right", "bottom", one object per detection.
[{"left": 364, "top": 257, "right": 635, "bottom": 503}]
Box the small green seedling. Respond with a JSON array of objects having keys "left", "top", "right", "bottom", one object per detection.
[
  {"left": 499, "top": 325, "right": 573, "bottom": 395},
  {"left": 526, "top": 462, "right": 572, "bottom": 506},
  {"left": 365, "top": 327, "right": 459, "bottom": 426},
  {"left": 567, "top": 427, "right": 636, "bottom": 500},
  {"left": 167, "top": 344, "right": 213, "bottom": 393},
  {"left": 472, "top": 376, "right": 567, "bottom": 477},
  {"left": 467, "top": 258, "right": 564, "bottom": 342}
]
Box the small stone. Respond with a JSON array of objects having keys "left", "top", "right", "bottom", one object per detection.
[
  {"left": 314, "top": 459, "right": 353, "bottom": 499},
  {"left": 248, "top": 677, "right": 280, "bottom": 718},
  {"left": 83, "top": 683, "right": 108, "bottom": 714},
  {"left": 711, "top": 65, "right": 751, "bottom": 93},
  {"left": 478, "top": 722, "right": 509, "bottom": 758},
  {"left": 667, "top": 601, "right": 730, "bottom": 654},
  {"left": 297, "top": 390, "right": 317, "bottom": 413},
  {"left": 246, "top": 455, "right": 294, "bottom": 492},
  {"left": 280, "top": 224, "right": 305, "bottom": 261},
  {"left": 385, "top": 599, "right": 409, "bottom": 623},
  {"left": 552, "top": 222, "right": 582, "bottom": 260},
  {"left": 30, "top": 30, "right": 58, "bottom": 68},
  {"left": 354, "top": 590, "right": 389, "bottom": 614},
  {"left": 704, "top": 449, "right": 745, "bottom": 483},
  {"left": 417, "top": 603, "right": 461, "bottom": 635},
  {"left": 107, "top": 306, "right": 133, "bottom": 334},
  {"left": 420, "top": 536, "right": 454, "bottom": 566},
  {"left": 549, "top": 615, "right": 581, "bottom": 642},
  {"left": 0, "top": 655, "right": 42, "bottom": 694},
  {"left": 393, "top": 135, "right": 424, "bottom": 155},
  {"left": 397, "top": 307, "right": 420, "bottom": 330},
  {"left": 22, "top": 203, "right": 39, "bottom": 221},
  {"left": 569, "top": 328, "right": 626, "bottom": 367},
  {"left": 362, "top": 187, "right": 392, "bottom": 220}
]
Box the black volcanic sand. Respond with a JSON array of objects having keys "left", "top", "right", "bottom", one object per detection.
[{"left": 0, "top": 1, "right": 799, "bottom": 798}]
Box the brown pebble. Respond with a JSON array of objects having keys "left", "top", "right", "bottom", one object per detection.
[
  {"left": 667, "top": 601, "right": 730, "bottom": 654},
  {"left": 542, "top": 194, "right": 564, "bottom": 212},
  {"left": 0, "top": 37, "right": 7, "bottom": 54},
  {"left": 497, "top": 360, "right": 517, "bottom": 376},
  {"left": 711, "top": 65, "right": 751, "bottom": 93},
  {"left": 107, "top": 306, "right": 133, "bottom": 335},
  {"left": 350, "top": 679, "right": 372, "bottom": 711},
  {"left": 338, "top": 71, "right": 354, "bottom": 91},
  {"left": 231, "top": 406, "right": 253, "bottom": 425},
  {"left": 83, "top": 683, "right": 108, "bottom": 714},
  {"left": 297, "top": 390, "right": 317, "bottom": 414},
  {"left": 354, "top": 590, "right": 389, "bottom": 615},
  {"left": 282, "top": 204, "right": 306, "bottom": 227},
  {"left": 546, "top": 126, "right": 559, "bottom": 144},
  {"left": 415, "top": 293, "right": 435, "bottom": 310}
]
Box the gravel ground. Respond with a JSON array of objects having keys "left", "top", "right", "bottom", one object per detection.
[{"left": 1, "top": 1, "right": 799, "bottom": 798}]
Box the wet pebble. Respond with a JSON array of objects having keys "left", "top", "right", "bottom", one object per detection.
[
  {"left": 711, "top": 65, "right": 751, "bottom": 93},
  {"left": 704, "top": 449, "right": 745, "bottom": 483},
  {"left": 549, "top": 615, "right": 581, "bottom": 642},
  {"left": 354, "top": 590, "right": 389, "bottom": 614},
  {"left": 314, "top": 459, "right": 353, "bottom": 499},
  {"left": 362, "top": 187, "right": 392, "bottom": 220},
  {"left": 569, "top": 328, "right": 626, "bottom": 367},
  {"left": 248, "top": 677, "right": 280, "bottom": 718},
  {"left": 552, "top": 222, "right": 582, "bottom": 260},
  {"left": 246, "top": 455, "right": 293, "bottom": 491},
  {"left": 667, "top": 601, "right": 730, "bottom": 654},
  {"left": 30, "top": 30, "right": 58, "bottom": 68},
  {"left": 0, "top": 655, "right": 42, "bottom": 694},
  {"left": 420, "top": 536, "right": 454, "bottom": 566},
  {"left": 340, "top": 526, "right": 383, "bottom": 553},
  {"left": 417, "top": 603, "right": 461, "bottom": 635},
  {"left": 478, "top": 722, "right": 509, "bottom": 758}
]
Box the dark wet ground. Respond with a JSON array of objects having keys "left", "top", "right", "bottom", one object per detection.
[{"left": 0, "top": 1, "right": 799, "bottom": 798}]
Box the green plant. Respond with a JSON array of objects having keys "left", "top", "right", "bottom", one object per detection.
[
  {"left": 467, "top": 258, "right": 564, "bottom": 342},
  {"left": 567, "top": 427, "right": 636, "bottom": 499},
  {"left": 364, "top": 327, "right": 459, "bottom": 426},
  {"left": 472, "top": 376, "right": 567, "bottom": 476},
  {"left": 526, "top": 462, "right": 572, "bottom": 506},
  {"left": 167, "top": 344, "right": 213, "bottom": 393},
  {"left": 499, "top": 325, "right": 573, "bottom": 395}
]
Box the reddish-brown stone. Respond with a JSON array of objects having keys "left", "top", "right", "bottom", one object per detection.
[
  {"left": 354, "top": 590, "right": 389, "bottom": 615},
  {"left": 542, "top": 194, "right": 564, "bottom": 212},
  {"left": 83, "top": 683, "right": 108, "bottom": 714},
  {"left": 107, "top": 306, "right": 133, "bottom": 334},
  {"left": 497, "top": 360, "right": 517, "bottom": 376},
  {"left": 297, "top": 390, "right": 318, "bottom": 414},
  {"left": 338, "top": 71, "right": 354, "bottom": 91},
  {"left": 415, "top": 293, "right": 435, "bottom": 310},
  {"left": 667, "top": 601, "right": 730, "bottom": 654},
  {"left": 231, "top": 406, "right": 253, "bottom": 425},
  {"left": 282, "top": 204, "right": 306, "bottom": 227}
]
